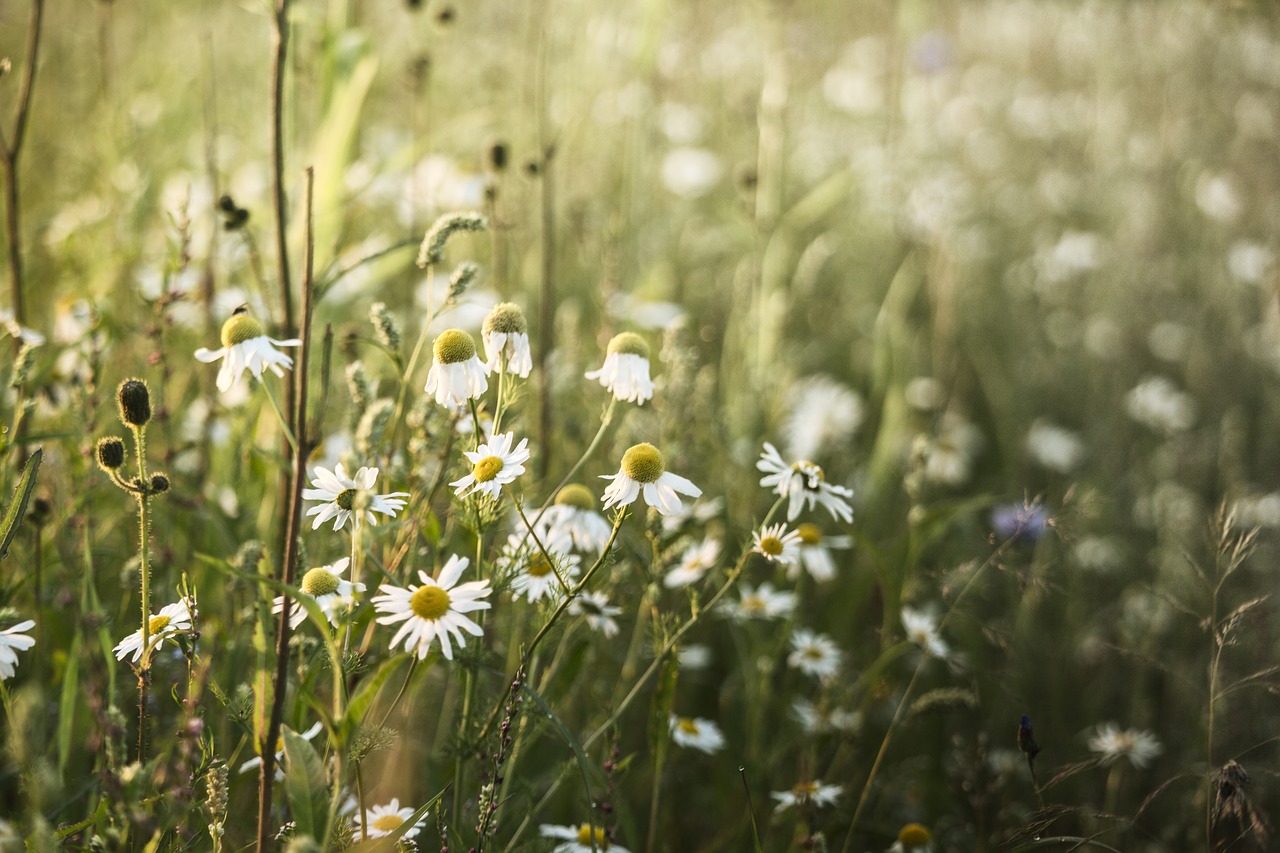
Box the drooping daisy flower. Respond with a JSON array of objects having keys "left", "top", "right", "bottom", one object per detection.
[
  {"left": 450, "top": 432, "right": 530, "bottom": 501},
  {"left": 238, "top": 722, "right": 325, "bottom": 777},
  {"left": 783, "top": 374, "right": 864, "bottom": 462},
  {"left": 756, "top": 442, "right": 853, "bottom": 523},
  {"left": 901, "top": 607, "right": 950, "bottom": 660},
  {"left": 539, "top": 823, "right": 630, "bottom": 853},
  {"left": 791, "top": 523, "right": 852, "bottom": 582},
  {"left": 888, "top": 823, "right": 935, "bottom": 852},
  {"left": 1087, "top": 722, "right": 1163, "bottom": 769},
  {"left": 751, "top": 523, "right": 802, "bottom": 567},
  {"left": 113, "top": 599, "right": 195, "bottom": 663},
  {"left": 353, "top": 798, "right": 427, "bottom": 839},
  {"left": 663, "top": 537, "right": 721, "bottom": 589},
  {"left": 668, "top": 715, "right": 725, "bottom": 753},
  {"left": 272, "top": 558, "right": 364, "bottom": 630},
  {"left": 0, "top": 619, "right": 36, "bottom": 680},
  {"left": 568, "top": 591, "right": 622, "bottom": 637},
  {"left": 920, "top": 413, "right": 985, "bottom": 486},
  {"left": 424, "top": 328, "right": 490, "bottom": 408},
  {"left": 194, "top": 308, "right": 301, "bottom": 393},
  {"left": 303, "top": 464, "right": 410, "bottom": 531},
  {"left": 770, "top": 779, "right": 842, "bottom": 813},
  {"left": 791, "top": 698, "right": 861, "bottom": 735},
  {"left": 787, "top": 629, "right": 843, "bottom": 679},
  {"left": 537, "top": 484, "right": 614, "bottom": 554},
  {"left": 482, "top": 302, "right": 532, "bottom": 377},
  {"left": 585, "top": 331, "right": 654, "bottom": 404},
  {"left": 372, "top": 556, "right": 492, "bottom": 661},
  {"left": 724, "top": 581, "right": 795, "bottom": 622},
  {"left": 601, "top": 443, "right": 701, "bottom": 517},
  {"left": 500, "top": 533, "right": 581, "bottom": 603}
]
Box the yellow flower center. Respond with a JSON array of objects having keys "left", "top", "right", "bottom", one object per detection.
[
  {"left": 794, "top": 781, "right": 819, "bottom": 797},
  {"left": 760, "top": 536, "right": 784, "bottom": 556},
  {"left": 898, "top": 823, "right": 933, "bottom": 847},
  {"left": 606, "top": 331, "right": 649, "bottom": 358},
  {"left": 300, "top": 568, "right": 340, "bottom": 596},
  {"left": 620, "top": 443, "right": 665, "bottom": 484},
  {"left": 220, "top": 313, "right": 265, "bottom": 347},
  {"left": 796, "top": 523, "right": 822, "bottom": 545},
  {"left": 336, "top": 488, "right": 358, "bottom": 511},
  {"left": 576, "top": 824, "right": 608, "bottom": 848},
  {"left": 433, "top": 328, "right": 477, "bottom": 364},
  {"left": 804, "top": 647, "right": 824, "bottom": 660},
  {"left": 148, "top": 614, "right": 171, "bottom": 634},
  {"left": 794, "top": 461, "right": 826, "bottom": 488},
  {"left": 483, "top": 302, "right": 528, "bottom": 335},
  {"left": 555, "top": 483, "right": 595, "bottom": 509},
  {"left": 473, "top": 455, "right": 505, "bottom": 482},
  {"left": 527, "top": 554, "right": 553, "bottom": 577},
  {"left": 676, "top": 718, "right": 699, "bottom": 735},
  {"left": 741, "top": 596, "right": 764, "bottom": 614},
  {"left": 410, "top": 585, "right": 451, "bottom": 620},
  {"left": 372, "top": 814, "right": 404, "bottom": 832}
]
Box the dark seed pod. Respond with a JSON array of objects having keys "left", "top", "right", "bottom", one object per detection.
[
  {"left": 117, "top": 378, "right": 152, "bottom": 427},
  {"left": 96, "top": 436, "right": 126, "bottom": 471}
]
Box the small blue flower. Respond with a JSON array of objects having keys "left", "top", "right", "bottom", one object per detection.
[{"left": 991, "top": 502, "right": 1050, "bottom": 541}]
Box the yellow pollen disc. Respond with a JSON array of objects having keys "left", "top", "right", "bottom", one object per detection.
[
  {"left": 473, "top": 455, "right": 505, "bottom": 482},
  {"left": 483, "top": 302, "right": 528, "bottom": 335},
  {"left": 372, "top": 814, "right": 404, "bottom": 831},
  {"left": 760, "top": 536, "right": 783, "bottom": 556},
  {"left": 677, "top": 718, "right": 699, "bottom": 735},
  {"left": 898, "top": 823, "right": 933, "bottom": 846},
  {"left": 796, "top": 523, "right": 822, "bottom": 545},
  {"left": 804, "top": 647, "right": 823, "bottom": 660},
  {"left": 410, "top": 585, "right": 452, "bottom": 620},
  {"left": 220, "top": 313, "right": 265, "bottom": 347},
  {"left": 433, "top": 329, "right": 477, "bottom": 364},
  {"left": 555, "top": 483, "right": 595, "bottom": 509},
  {"left": 301, "top": 568, "right": 340, "bottom": 596},
  {"left": 794, "top": 781, "right": 819, "bottom": 796},
  {"left": 576, "top": 825, "right": 608, "bottom": 847},
  {"left": 620, "top": 443, "right": 665, "bottom": 484},
  {"left": 336, "top": 488, "right": 358, "bottom": 511},
  {"left": 527, "top": 555, "right": 553, "bottom": 577},
  {"left": 148, "top": 614, "right": 171, "bottom": 634},
  {"left": 606, "top": 331, "right": 649, "bottom": 358},
  {"left": 794, "top": 461, "right": 826, "bottom": 485}
]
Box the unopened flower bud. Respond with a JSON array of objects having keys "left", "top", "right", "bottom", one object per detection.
[
  {"left": 150, "top": 474, "right": 171, "bottom": 494},
  {"left": 117, "top": 378, "right": 152, "bottom": 427},
  {"left": 97, "top": 437, "right": 126, "bottom": 471}
]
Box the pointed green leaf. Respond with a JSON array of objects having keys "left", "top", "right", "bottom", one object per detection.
[
  {"left": 0, "top": 448, "right": 41, "bottom": 561},
  {"left": 283, "top": 725, "right": 331, "bottom": 841}
]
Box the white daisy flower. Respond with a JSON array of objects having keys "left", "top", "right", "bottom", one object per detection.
[
  {"left": 353, "top": 797, "right": 427, "bottom": 839},
  {"left": 1087, "top": 722, "right": 1163, "bottom": 769},
  {"left": 668, "top": 715, "right": 725, "bottom": 753},
  {"left": 194, "top": 308, "right": 301, "bottom": 393},
  {"left": 568, "top": 591, "right": 622, "bottom": 637},
  {"left": 539, "top": 823, "right": 630, "bottom": 853},
  {"left": 482, "top": 302, "right": 532, "bottom": 377},
  {"left": 888, "top": 823, "right": 935, "bottom": 852},
  {"left": 663, "top": 537, "right": 721, "bottom": 589},
  {"left": 113, "top": 599, "right": 195, "bottom": 663},
  {"left": 303, "top": 464, "right": 410, "bottom": 531},
  {"left": 677, "top": 644, "right": 712, "bottom": 670},
  {"left": 500, "top": 533, "right": 581, "bottom": 603},
  {"left": 1125, "top": 375, "right": 1196, "bottom": 434},
  {"left": 0, "top": 309, "right": 44, "bottom": 346},
  {"left": 238, "top": 721, "right": 324, "bottom": 778},
  {"left": 424, "top": 328, "right": 490, "bottom": 408},
  {"left": 724, "top": 581, "right": 795, "bottom": 622},
  {"left": 0, "top": 619, "right": 36, "bottom": 680},
  {"left": 787, "top": 629, "right": 843, "bottom": 679},
  {"left": 585, "top": 331, "right": 654, "bottom": 404},
  {"left": 770, "top": 779, "right": 842, "bottom": 813},
  {"left": 756, "top": 442, "right": 853, "bottom": 523},
  {"left": 601, "top": 443, "right": 701, "bottom": 517},
  {"left": 901, "top": 607, "right": 950, "bottom": 660},
  {"left": 660, "top": 496, "right": 723, "bottom": 536},
  {"left": 791, "top": 523, "right": 852, "bottom": 582},
  {"left": 921, "top": 413, "right": 984, "bottom": 486},
  {"left": 751, "top": 523, "right": 802, "bottom": 566},
  {"left": 783, "top": 374, "right": 864, "bottom": 462},
  {"left": 537, "top": 485, "right": 614, "bottom": 554},
  {"left": 1025, "top": 419, "right": 1085, "bottom": 473},
  {"left": 450, "top": 432, "right": 531, "bottom": 501},
  {"left": 373, "top": 557, "right": 492, "bottom": 661},
  {"left": 791, "top": 698, "right": 861, "bottom": 735},
  {"left": 272, "top": 558, "right": 364, "bottom": 630}
]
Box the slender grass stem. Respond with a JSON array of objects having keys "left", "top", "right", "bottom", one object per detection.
[{"left": 261, "top": 379, "right": 298, "bottom": 453}]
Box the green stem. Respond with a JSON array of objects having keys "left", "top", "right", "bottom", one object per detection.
[
  {"left": 531, "top": 397, "right": 617, "bottom": 528},
  {"left": 132, "top": 423, "right": 152, "bottom": 764},
  {"left": 261, "top": 379, "right": 298, "bottom": 452}
]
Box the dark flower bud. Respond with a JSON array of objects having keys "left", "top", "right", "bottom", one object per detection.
[
  {"left": 150, "top": 474, "right": 170, "bottom": 494},
  {"left": 117, "top": 378, "right": 152, "bottom": 427},
  {"left": 97, "top": 436, "right": 126, "bottom": 471},
  {"left": 27, "top": 497, "right": 51, "bottom": 528},
  {"left": 487, "top": 140, "right": 508, "bottom": 172}
]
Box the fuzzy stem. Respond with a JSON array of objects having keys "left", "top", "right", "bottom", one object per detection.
[{"left": 132, "top": 424, "right": 152, "bottom": 764}]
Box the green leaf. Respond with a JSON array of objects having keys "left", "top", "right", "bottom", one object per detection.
[
  {"left": 54, "top": 800, "right": 107, "bottom": 839},
  {"left": 0, "top": 448, "right": 41, "bottom": 561},
  {"left": 283, "top": 725, "right": 331, "bottom": 841},
  {"left": 342, "top": 654, "right": 413, "bottom": 741},
  {"left": 57, "top": 635, "right": 82, "bottom": 775}
]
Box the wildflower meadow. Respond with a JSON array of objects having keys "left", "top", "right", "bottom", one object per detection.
[{"left": 3, "top": 1, "right": 1280, "bottom": 851}]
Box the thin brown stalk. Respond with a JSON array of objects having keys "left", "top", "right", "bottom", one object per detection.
[{"left": 1, "top": 0, "right": 44, "bottom": 346}]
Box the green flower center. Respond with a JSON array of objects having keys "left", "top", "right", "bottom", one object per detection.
[
  {"left": 410, "top": 585, "right": 451, "bottom": 620},
  {"left": 148, "top": 614, "right": 171, "bottom": 634},
  {"left": 473, "top": 455, "right": 504, "bottom": 483},
  {"left": 336, "top": 489, "right": 358, "bottom": 511},
  {"left": 620, "top": 443, "right": 665, "bottom": 484},
  {"left": 606, "top": 331, "right": 649, "bottom": 358},
  {"left": 527, "top": 554, "right": 553, "bottom": 577},
  {"left": 483, "top": 302, "right": 528, "bottom": 335},
  {"left": 576, "top": 825, "right": 608, "bottom": 848},
  {"left": 796, "top": 523, "right": 822, "bottom": 545},
  {"left": 221, "top": 313, "right": 265, "bottom": 347},
  {"left": 760, "top": 536, "right": 784, "bottom": 556},
  {"left": 555, "top": 483, "right": 595, "bottom": 509},
  {"left": 372, "top": 814, "right": 404, "bottom": 832},
  {"left": 433, "top": 329, "right": 477, "bottom": 364},
  {"left": 804, "top": 646, "right": 824, "bottom": 660},
  {"left": 676, "top": 718, "right": 699, "bottom": 735},
  {"left": 301, "top": 568, "right": 340, "bottom": 596}
]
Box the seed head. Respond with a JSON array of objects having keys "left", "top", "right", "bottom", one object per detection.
[
  {"left": 483, "top": 302, "right": 528, "bottom": 336},
  {"left": 150, "top": 474, "right": 171, "bottom": 494},
  {"left": 433, "top": 329, "right": 478, "bottom": 365},
  {"left": 117, "top": 378, "right": 152, "bottom": 427},
  {"left": 606, "top": 331, "right": 649, "bottom": 359},
  {"left": 96, "top": 436, "right": 126, "bottom": 471},
  {"left": 621, "top": 443, "right": 665, "bottom": 484},
  {"left": 555, "top": 483, "right": 596, "bottom": 509}
]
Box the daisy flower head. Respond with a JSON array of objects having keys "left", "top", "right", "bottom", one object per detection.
[
  {"left": 901, "top": 606, "right": 951, "bottom": 660},
  {"left": 540, "top": 823, "right": 630, "bottom": 853},
  {"left": 194, "top": 307, "right": 301, "bottom": 393},
  {"left": 482, "top": 302, "right": 532, "bottom": 377},
  {"left": 791, "top": 698, "right": 861, "bottom": 735},
  {"left": 353, "top": 798, "right": 427, "bottom": 839},
  {"left": 424, "top": 328, "right": 490, "bottom": 408},
  {"left": 238, "top": 721, "right": 324, "bottom": 777},
  {"left": 751, "top": 523, "right": 802, "bottom": 566},
  {"left": 0, "top": 619, "right": 36, "bottom": 680},
  {"left": 451, "top": 432, "right": 531, "bottom": 501},
  {"left": 663, "top": 536, "right": 721, "bottom": 589},
  {"left": 501, "top": 533, "right": 581, "bottom": 603},
  {"left": 372, "top": 555, "right": 492, "bottom": 660},
  {"left": 669, "top": 715, "right": 725, "bottom": 753},
  {"left": 585, "top": 331, "right": 654, "bottom": 404},
  {"left": 568, "top": 590, "right": 622, "bottom": 637},
  {"left": 0, "top": 308, "right": 44, "bottom": 346},
  {"left": 889, "top": 823, "right": 935, "bottom": 852},
  {"left": 770, "top": 779, "right": 842, "bottom": 814},
  {"left": 1088, "top": 722, "right": 1163, "bottom": 768},
  {"left": 725, "top": 581, "right": 795, "bottom": 622},
  {"left": 601, "top": 443, "right": 701, "bottom": 517},
  {"left": 787, "top": 628, "right": 843, "bottom": 679},
  {"left": 791, "top": 522, "right": 852, "bottom": 582},
  {"left": 272, "top": 558, "right": 364, "bottom": 629},
  {"left": 113, "top": 599, "right": 195, "bottom": 663},
  {"left": 537, "top": 484, "right": 614, "bottom": 554},
  {"left": 303, "top": 464, "right": 409, "bottom": 531},
  {"left": 756, "top": 442, "right": 853, "bottom": 523}
]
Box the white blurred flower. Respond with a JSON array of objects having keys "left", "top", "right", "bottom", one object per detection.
[
  {"left": 661, "top": 147, "right": 722, "bottom": 198},
  {"left": 482, "top": 302, "right": 532, "bottom": 377},
  {"left": 194, "top": 310, "right": 300, "bottom": 393},
  {"left": 239, "top": 722, "right": 324, "bottom": 778},
  {"left": 0, "top": 619, "right": 36, "bottom": 680},
  {"left": 539, "top": 823, "right": 629, "bottom": 853},
  {"left": 922, "top": 413, "right": 984, "bottom": 486},
  {"left": 500, "top": 533, "right": 580, "bottom": 603},
  {"left": 568, "top": 591, "right": 622, "bottom": 637},
  {"left": 1125, "top": 376, "right": 1195, "bottom": 433},
  {"left": 901, "top": 607, "right": 950, "bottom": 660},
  {"left": 1228, "top": 241, "right": 1272, "bottom": 285},
  {"left": 771, "top": 779, "right": 842, "bottom": 813},
  {"left": 1088, "top": 723, "right": 1163, "bottom": 769},
  {"left": 1195, "top": 172, "right": 1242, "bottom": 223},
  {"left": 1026, "top": 420, "right": 1085, "bottom": 473},
  {"left": 787, "top": 629, "right": 843, "bottom": 679},
  {"left": 791, "top": 523, "right": 852, "bottom": 582},
  {"left": 272, "top": 558, "right": 364, "bottom": 630},
  {"left": 783, "top": 375, "right": 864, "bottom": 461},
  {"left": 756, "top": 443, "right": 854, "bottom": 523},
  {"left": 668, "top": 715, "right": 725, "bottom": 753},
  {"left": 0, "top": 310, "right": 44, "bottom": 346},
  {"left": 353, "top": 798, "right": 426, "bottom": 839},
  {"left": 664, "top": 537, "right": 721, "bottom": 589},
  {"left": 725, "top": 581, "right": 795, "bottom": 622},
  {"left": 586, "top": 332, "right": 654, "bottom": 405},
  {"left": 538, "top": 485, "right": 614, "bottom": 554},
  {"left": 791, "top": 698, "right": 861, "bottom": 735}
]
